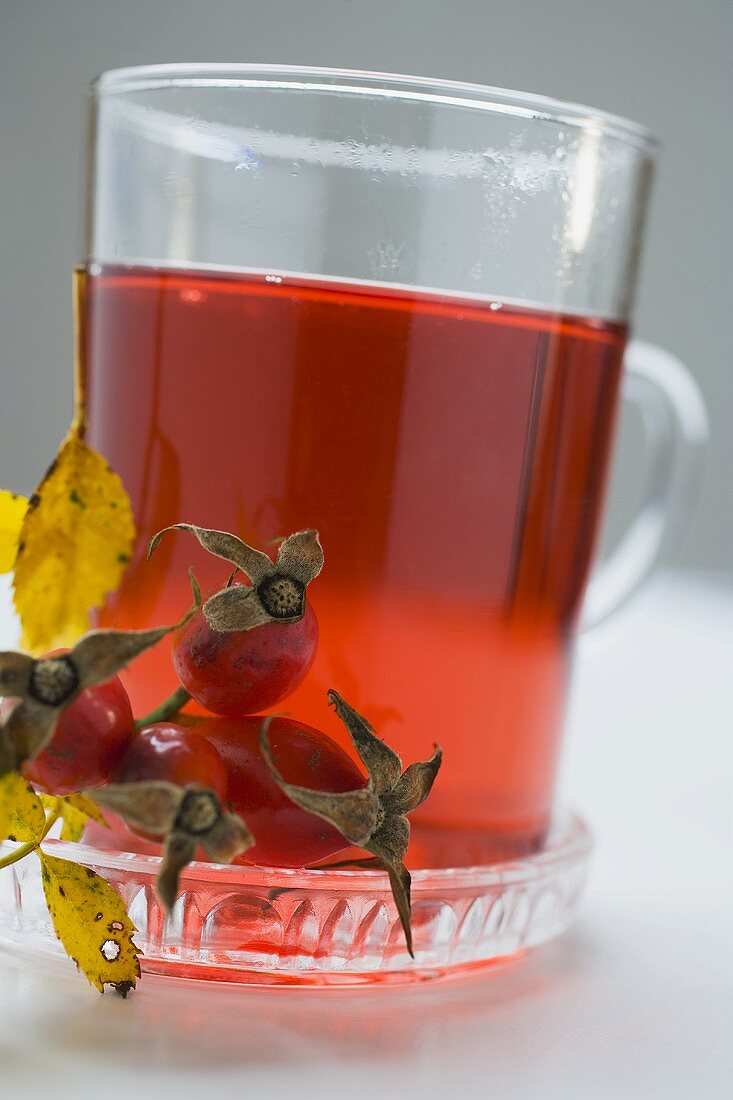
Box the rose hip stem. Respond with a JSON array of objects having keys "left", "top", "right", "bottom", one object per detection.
[{"left": 135, "top": 685, "right": 192, "bottom": 729}]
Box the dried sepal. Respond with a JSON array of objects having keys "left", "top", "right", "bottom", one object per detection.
[
  {"left": 0, "top": 651, "right": 34, "bottom": 698},
  {"left": 0, "top": 571, "right": 201, "bottom": 771},
  {"left": 72, "top": 569, "right": 201, "bottom": 688},
  {"left": 202, "top": 811, "right": 254, "bottom": 864},
  {"left": 327, "top": 691, "right": 403, "bottom": 796},
  {"left": 148, "top": 523, "right": 323, "bottom": 633},
  {"left": 157, "top": 833, "right": 196, "bottom": 912},
  {"left": 275, "top": 529, "right": 326, "bottom": 587},
  {"left": 204, "top": 585, "right": 273, "bottom": 632},
  {"left": 90, "top": 781, "right": 182, "bottom": 834},
  {"left": 258, "top": 719, "right": 379, "bottom": 847},
  {"left": 0, "top": 728, "right": 14, "bottom": 776},
  {"left": 388, "top": 755, "right": 444, "bottom": 816},
  {"left": 260, "top": 691, "right": 442, "bottom": 957},
  {"left": 91, "top": 781, "right": 253, "bottom": 913},
  {"left": 1, "top": 699, "right": 57, "bottom": 771},
  {"left": 148, "top": 524, "right": 274, "bottom": 583}
]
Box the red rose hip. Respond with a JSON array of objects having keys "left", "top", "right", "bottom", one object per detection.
[
  {"left": 110, "top": 721, "right": 229, "bottom": 844},
  {"left": 23, "top": 674, "right": 134, "bottom": 795},
  {"left": 173, "top": 596, "right": 318, "bottom": 717},
  {"left": 198, "top": 715, "right": 365, "bottom": 867},
  {"left": 114, "top": 722, "right": 228, "bottom": 798}
]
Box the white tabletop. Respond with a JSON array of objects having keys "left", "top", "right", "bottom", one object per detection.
[{"left": 1, "top": 571, "right": 731, "bottom": 1100}]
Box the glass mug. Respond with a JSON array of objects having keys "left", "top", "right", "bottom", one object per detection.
[{"left": 83, "top": 66, "right": 707, "bottom": 862}]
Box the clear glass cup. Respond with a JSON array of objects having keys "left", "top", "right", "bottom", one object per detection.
[{"left": 83, "top": 65, "right": 707, "bottom": 859}]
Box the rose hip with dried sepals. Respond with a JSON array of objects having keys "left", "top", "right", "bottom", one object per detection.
[
  {"left": 21, "top": 665, "right": 134, "bottom": 796},
  {"left": 88, "top": 722, "right": 229, "bottom": 847},
  {"left": 148, "top": 524, "right": 323, "bottom": 717},
  {"left": 260, "top": 691, "right": 442, "bottom": 957},
  {"left": 173, "top": 584, "right": 318, "bottom": 717},
  {"left": 0, "top": 569, "right": 201, "bottom": 775},
  {"left": 0, "top": 668, "right": 134, "bottom": 796},
  {"left": 198, "top": 714, "right": 366, "bottom": 867},
  {"left": 114, "top": 721, "right": 228, "bottom": 800},
  {"left": 92, "top": 778, "right": 252, "bottom": 912}
]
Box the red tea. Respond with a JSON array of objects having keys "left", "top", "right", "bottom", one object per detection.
[{"left": 84, "top": 265, "right": 624, "bottom": 855}]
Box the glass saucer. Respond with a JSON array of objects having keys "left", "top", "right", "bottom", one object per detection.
[{"left": 0, "top": 811, "right": 591, "bottom": 986}]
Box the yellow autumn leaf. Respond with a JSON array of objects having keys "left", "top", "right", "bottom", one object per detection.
[
  {"left": 65, "top": 792, "right": 109, "bottom": 828},
  {"left": 0, "top": 772, "right": 45, "bottom": 843},
  {"left": 0, "top": 772, "right": 21, "bottom": 842},
  {"left": 13, "top": 430, "right": 135, "bottom": 653},
  {"left": 38, "top": 851, "right": 140, "bottom": 993},
  {"left": 0, "top": 489, "right": 28, "bottom": 573},
  {"left": 40, "top": 792, "right": 108, "bottom": 842}
]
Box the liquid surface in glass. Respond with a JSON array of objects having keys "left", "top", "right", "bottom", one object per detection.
[{"left": 84, "top": 264, "right": 625, "bottom": 855}]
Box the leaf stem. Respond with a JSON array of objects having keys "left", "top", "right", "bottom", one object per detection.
[
  {"left": 135, "top": 685, "right": 192, "bottom": 729},
  {"left": 72, "top": 267, "right": 88, "bottom": 439},
  {"left": 0, "top": 800, "right": 62, "bottom": 871}
]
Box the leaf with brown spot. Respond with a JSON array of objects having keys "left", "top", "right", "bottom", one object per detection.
[
  {"left": 38, "top": 851, "right": 140, "bottom": 993},
  {"left": 13, "top": 430, "right": 136, "bottom": 653},
  {"left": 0, "top": 772, "right": 45, "bottom": 843}
]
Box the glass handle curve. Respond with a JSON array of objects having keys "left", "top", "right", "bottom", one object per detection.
[{"left": 581, "top": 340, "right": 708, "bottom": 632}]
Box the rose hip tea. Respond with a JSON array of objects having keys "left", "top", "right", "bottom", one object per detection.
[
  {"left": 2, "top": 68, "right": 705, "bottom": 984},
  {"left": 84, "top": 263, "right": 624, "bottom": 854}
]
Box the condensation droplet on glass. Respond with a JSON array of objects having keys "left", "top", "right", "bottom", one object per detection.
[
  {"left": 234, "top": 148, "right": 260, "bottom": 172},
  {"left": 265, "top": 274, "right": 283, "bottom": 284},
  {"left": 367, "top": 240, "right": 404, "bottom": 276},
  {"left": 489, "top": 301, "right": 502, "bottom": 311}
]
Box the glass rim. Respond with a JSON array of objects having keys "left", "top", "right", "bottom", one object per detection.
[{"left": 92, "top": 63, "right": 658, "bottom": 153}]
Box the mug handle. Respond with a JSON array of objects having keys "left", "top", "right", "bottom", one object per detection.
[{"left": 581, "top": 340, "right": 708, "bottom": 631}]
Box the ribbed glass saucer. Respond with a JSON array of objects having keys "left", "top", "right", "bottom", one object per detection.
[{"left": 0, "top": 811, "right": 590, "bottom": 986}]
